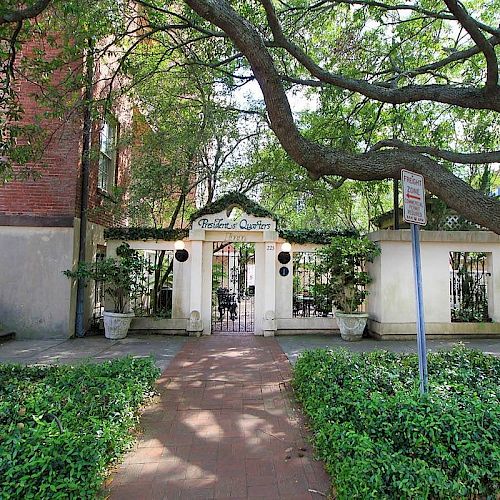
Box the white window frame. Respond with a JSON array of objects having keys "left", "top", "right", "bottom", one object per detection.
[{"left": 98, "top": 117, "right": 118, "bottom": 192}]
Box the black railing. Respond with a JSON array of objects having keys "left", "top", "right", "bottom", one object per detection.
[
  {"left": 91, "top": 246, "right": 106, "bottom": 328},
  {"left": 449, "top": 252, "right": 491, "bottom": 322},
  {"left": 130, "top": 249, "right": 174, "bottom": 318},
  {"left": 292, "top": 252, "right": 332, "bottom": 317}
]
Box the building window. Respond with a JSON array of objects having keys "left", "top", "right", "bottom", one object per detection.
[{"left": 98, "top": 117, "right": 118, "bottom": 192}]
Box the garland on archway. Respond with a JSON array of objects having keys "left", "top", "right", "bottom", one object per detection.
[
  {"left": 105, "top": 192, "right": 356, "bottom": 242},
  {"left": 189, "top": 192, "right": 278, "bottom": 223}
]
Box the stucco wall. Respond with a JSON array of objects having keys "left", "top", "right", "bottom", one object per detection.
[
  {"left": 0, "top": 225, "right": 78, "bottom": 339},
  {"left": 105, "top": 231, "right": 500, "bottom": 338},
  {"left": 367, "top": 230, "right": 500, "bottom": 338},
  {"left": 106, "top": 239, "right": 185, "bottom": 317},
  {"left": 105, "top": 236, "right": 343, "bottom": 335}
]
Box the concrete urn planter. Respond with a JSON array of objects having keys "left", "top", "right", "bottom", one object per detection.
[
  {"left": 336, "top": 312, "right": 369, "bottom": 341},
  {"left": 103, "top": 311, "right": 134, "bottom": 340}
]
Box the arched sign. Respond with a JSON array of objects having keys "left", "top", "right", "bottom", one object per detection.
[
  {"left": 191, "top": 210, "right": 276, "bottom": 243},
  {"left": 193, "top": 211, "right": 276, "bottom": 232}
]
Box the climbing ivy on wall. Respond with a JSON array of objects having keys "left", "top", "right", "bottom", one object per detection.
[
  {"left": 104, "top": 227, "right": 188, "bottom": 241},
  {"left": 105, "top": 192, "right": 357, "bottom": 242}
]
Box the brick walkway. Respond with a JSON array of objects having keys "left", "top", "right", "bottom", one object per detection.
[{"left": 106, "top": 335, "right": 330, "bottom": 499}]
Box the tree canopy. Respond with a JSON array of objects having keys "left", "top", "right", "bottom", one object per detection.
[
  {"left": 1, "top": 0, "right": 499, "bottom": 232},
  {"left": 181, "top": 0, "right": 500, "bottom": 232}
]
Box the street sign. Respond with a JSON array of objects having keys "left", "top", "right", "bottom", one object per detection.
[
  {"left": 411, "top": 223, "right": 428, "bottom": 394},
  {"left": 400, "top": 169, "right": 428, "bottom": 394},
  {"left": 401, "top": 169, "right": 427, "bottom": 225}
]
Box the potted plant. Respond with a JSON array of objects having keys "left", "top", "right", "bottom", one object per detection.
[
  {"left": 64, "top": 243, "right": 151, "bottom": 339},
  {"left": 313, "top": 236, "right": 380, "bottom": 341}
]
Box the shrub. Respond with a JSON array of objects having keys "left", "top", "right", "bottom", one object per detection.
[
  {"left": 0, "top": 357, "right": 160, "bottom": 499},
  {"left": 312, "top": 236, "right": 380, "bottom": 313},
  {"left": 63, "top": 243, "right": 153, "bottom": 313},
  {"left": 293, "top": 347, "right": 500, "bottom": 499}
]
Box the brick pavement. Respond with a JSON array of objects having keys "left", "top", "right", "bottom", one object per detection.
[{"left": 106, "top": 335, "right": 330, "bottom": 499}]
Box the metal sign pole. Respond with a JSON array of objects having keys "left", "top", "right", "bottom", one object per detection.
[{"left": 410, "top": 223, "right": 428, "bottom": 394}]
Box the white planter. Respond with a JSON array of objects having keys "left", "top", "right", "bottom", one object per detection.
[
  {"left": 336, "top": 312, "right": 369, "bottom": 341},
  {"left": 103, "top": 311, "right": 134, "bottom": 340}
]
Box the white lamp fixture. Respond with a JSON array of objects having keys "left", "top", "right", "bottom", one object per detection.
[
  {"left": 174, "top": 240, "right": 189, "bottom": 262},
  {"left": 278, "top": 242, "right": 292, "bottom": 265}
]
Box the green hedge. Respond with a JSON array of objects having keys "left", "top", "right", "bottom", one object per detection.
[
  {"left": 0, "top": 357, "right": 160, "bottom": 499},
  {"left": 293, "top": 347, "right": 500, "bottom": 499},
  {"left": 278, "top": 228, "right": 357, "bottom": 244},
  {"left": 104, "top": 226, "right": 356, "bottom": 244},
  {"left": 104, "top": 227, "right": 188, "bottom": 241}
]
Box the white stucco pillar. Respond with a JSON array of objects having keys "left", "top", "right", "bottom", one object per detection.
[
  {"left": 254, "top": 243, "right": 264, "bottom": 335},
  {"left": 421, "top": 243, "right": 451, "bottom": 322},
  {"left": 276, "top": 248, "right": 293, "bottom": 319},
  {"left": 188, "top": 228, "right": 213, "bottom": 334},
  {"left": 172, "top": 254, "right": 190, "bottom": 319},
  {"left": 106, "top": 240, "right": 119, "bottom": 258},
  {"left": 488, "top": 247, "right": 500, "bottom": 322},
  {"left": 263, "top": 235, "right": 277, "bottom": 335},
  {"left": 201, "top": 241, "right": 213, "bottom": 335},
  {"left": 189, "top": 239, "right": 203, "bottom": 319}
]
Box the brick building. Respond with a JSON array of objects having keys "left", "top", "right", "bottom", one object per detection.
[{"left": 0, "top": 36, "right": 135, "bottom": 339}]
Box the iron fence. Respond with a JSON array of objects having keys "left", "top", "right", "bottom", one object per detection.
[
  {"left": 292, "top": 252, "right": 333, "bottom": 317},
  {"left": 91, "top": 246, "right": 106, "bottom": 328},
  {"left": 130, "top": 249, "right": 174, "bottom": 317},
  {"left": 212, "top": 242, "right": 255, "bottom": 332},
  {"left": 449, "top": 251, "right": 491, "bottom": 322}
]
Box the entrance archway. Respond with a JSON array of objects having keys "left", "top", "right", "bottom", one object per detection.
[
  {"left": 188, "top": 195, "right": 279, "bottom": 335},
  {"left": 211, "top": 241, "right": 255, "bottom": 333}
]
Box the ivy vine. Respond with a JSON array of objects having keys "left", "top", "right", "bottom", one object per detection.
[
  {"left": 105, "top": 226, "right": 356, "bottom": 243},
  {"left": 105, "top": 193, "right": 355, "bottom": 243},
  {"left": 104, "top": 227, "right": 188, "bottom": 241},
  {"left": 189, "top": 192, "right": 278, "bottom": 223},
  {"left": 278, "top": 228, "right": 358, "bottom": 244}
]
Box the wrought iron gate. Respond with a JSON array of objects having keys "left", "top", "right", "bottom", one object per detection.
[{"left": 212, "top": 242, "right": 255, "bottom": 333}]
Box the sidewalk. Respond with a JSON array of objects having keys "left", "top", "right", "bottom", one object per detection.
[
  {"left": 2, "top": 333, "right": 499, "bottom": 498},
  {"left": 106, "top": 336, "right": 331, "bottom": 499},
  {"left": 0, "top": 335, "right": 187, "bottom": 371}
]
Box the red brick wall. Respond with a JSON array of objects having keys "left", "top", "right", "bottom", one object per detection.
[
  {"left": 0, "top": 41, "right": 83, "bottom": 219},
  {"left": 1, "top": 37, "right": 134, "bottom": 227}
]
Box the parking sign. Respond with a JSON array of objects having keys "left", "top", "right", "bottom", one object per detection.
[{"left": 401, "top": 169, "right": 427, "bottom": 225}]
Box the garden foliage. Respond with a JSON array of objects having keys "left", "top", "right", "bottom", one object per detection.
[
  {"left": 0, "top": 357, "right": 159, "bottom": 499},
  {"left": 312, "top": 236, "right": 380, "bottom": 313},
  {"left": 293, "top": 347, "right": 500, "bottom": 499},
  {"left": 64, "top": 243, "right": 153, "bottom": 313}
]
